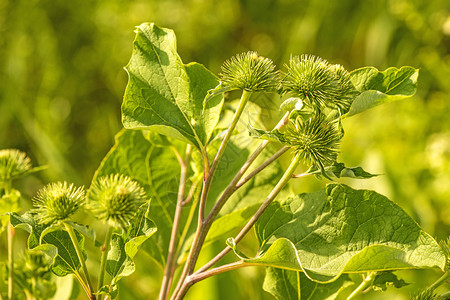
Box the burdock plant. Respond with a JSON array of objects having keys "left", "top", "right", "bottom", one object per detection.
[
  {"left": 32, "top": 182, "right": 95, "bottom": 299},
  {"left": 284, "top": 114, "right": 342, "bottom": 170},
  {"left": 87, "top": 173, "right": 146, "bottom": 227},
  {"left": 32, "top": 182, "right": 85, "bottom": 225},
  {"left": 9, "top": 23, "right": 445, "bottom": 300},
  {"left": 87, "top": 173, "right": 147, "bottom": 290},
  {"left": 220, "top": 51, "right": 280, "bottom": 92},
  {"left": 283, "top": 54, "right": 356, "bottom": 113}
]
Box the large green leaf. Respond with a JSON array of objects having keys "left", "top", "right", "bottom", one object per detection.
[
  {"left": 92, "top": 129, "right": 179, "bottom": 266},
  {"left": 345, "top": 66, "right": 419, "bottom": 117},
  {"left": 121, "top": 23, "right": 223, "bottom": 149},
  {"left": 10, "top": 213, "right": 85, "bottom": 277},
  {"left": 263, "top": 267, "right": 352, "bottom": 300},
  {"left": 231, "top": 184, "right": 445, "bottom": 282}
]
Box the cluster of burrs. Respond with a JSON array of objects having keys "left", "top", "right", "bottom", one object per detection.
[
  {"left": 219, "top": 52, "right": 358, "bottom": 170},
  {"left": 32, "top": 173, "right": 147, "bottom": 227}
]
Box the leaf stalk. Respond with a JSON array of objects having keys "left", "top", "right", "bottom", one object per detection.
[
  {"left": 64, "top": 222, "right": 96, "bottom": 300},
  {"left": 347, "top": 272, "right": 377, "bottom": 300},
  {"left": 98, "top": 225, "right": 113, "bottom": 291}
]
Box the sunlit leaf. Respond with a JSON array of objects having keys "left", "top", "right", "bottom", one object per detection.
[
  {"left": 10, "top": 213, "right": 85, "bottom": 277},
  {"left": 346, "top": 66, "right": 419, "bottom": 117},
  {"left": 306, "top": 162, "right": 378, "bottom": 179},
  {"left": 106, "top": 202, "right": 157, "bottom": 283},
  {"left": 121, "top": 23, "right": 223, "bottom": 149},
  {"left": 263, "top": 267, "right": 352, "bottom": 300},
  {"left": 229, "top": 184, "right": 445, "bottom": 283}
]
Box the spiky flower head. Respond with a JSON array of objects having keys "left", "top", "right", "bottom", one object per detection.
[
  {"left": 285, "top": 115, "right": 341, "bottom": 169},
  {"left": 283, "top": 55, "right": 341, "bottom": 110},
  {"left": 32, "top": 182, "right": 85, "bottom": 225},
  {"left": 220, "top": 51, "right": 280, "bottom": 92},
  {"left": 412, "top": 289, "right": 443, "bottom": 300},
  {"left": 329, "top": 64, "right": 358, "bottom": 113},
  {"left": 0, "top": 149, "right": 31, "bottom": 182},
  {"left": 87, "top": 174, "right": 147, "bottom": 227}
]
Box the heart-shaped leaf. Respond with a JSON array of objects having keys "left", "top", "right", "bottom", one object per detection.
[
  {"left": 121, "top": 23, "right": 223, "bottom": 150},
  {"left": 230, "top": 184, "right": 445, "bottom": 283}
]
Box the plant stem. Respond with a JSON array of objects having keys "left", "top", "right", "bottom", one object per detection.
[
  {"left": 234, "top": 146, "right": 290, "bottom": 189},
  {"left": 64, "top": 222, "right": 96, "bottom": 300},
  {"left": 176, "top": 178, "right": 202, "bottom": 256},
  {"left": 171, "top": 111, "right": 290, "bottom": 300},
  {"left": 159, "top": 145, "right": 191, "bottom": 300},
  {"left": 347, "top": 272, "right": 377, "bottom": 300},
  {"left": 186, "top": 261, "right": 245, "bottom": 285},
  {"left": 427, "top": 270, "right": 450, "bottom": 292},
  {"left": 440, "top": 291, "right": 450, "bottom": 298},
  {"left": 171, "top": 91, "right": 252, "bottom": 298},
  {"left": 175, "top": 152, "right": 301, "bottom": 299},
  {"left": 3, "top": 181, "right": 14, "bottom": 300},
  {"left": 74, "top": 271, "right": 92, "bottom": 300},
  {"left": 98, "top": 225, "right": 113, "bottom": 290},
  {"left": 7, "top": 222, "right": 14, "bottom": 300},
  {"left": 207, "top": 90, "right": 252, "bottom": 190}
]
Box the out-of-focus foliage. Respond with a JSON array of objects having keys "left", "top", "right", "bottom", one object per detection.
[{"left": 1, "top": 0, "right": 449, "bottom": 299}]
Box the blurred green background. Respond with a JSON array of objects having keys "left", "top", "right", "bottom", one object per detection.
[{"left": 1, "top": 0, "right": 450, "bottom": 299}]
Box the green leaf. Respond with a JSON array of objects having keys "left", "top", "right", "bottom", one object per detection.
[
  {"left": 263, "top": 267, "right": 352, "bottom": 300},
  {"left": 106, "top": 234, "right": 133, "bottom": 281},
  {"left": 306, "top": 162, "right": 378, "bottom": 179},
  {"left": 280, "top": 97, "right": 304, "bottom": 112},
  {"left": 10, "top": 212, "right": 85, "bottom": 277},
  {"left": 346, "top": 66, "right": 419, "bottom": 117},
  {"left": 121, "top": 23, "right": 223, "bottom": 149},
  {"left": 0, "top": 188, "right": 21, "bottom": 233},
  {"left": 248, "top": 126, "right": 288, "bottom": 144},
  {"left": 92, "top": 129, "right": 178, "bottom": 266},
  {"left": 142, "top": 131, "right": 172, "bottom": 147},
  {"left": 106, "top": 202, "right": 157, "bottom": 283},
  {"left": 49, "top": 276, "right": 80, "bottom": 300},
  {"left": 124, "top": 202, "right": 157, "bottom": 258},
  {"left": 235, "top": 184, "right": 446, "bottom": 283},
  {"left": 97, "top": 284, "right": 118, "bottom": 299},
  {"left": 371, "top": 271, "right": 409, "bottom": 292}
]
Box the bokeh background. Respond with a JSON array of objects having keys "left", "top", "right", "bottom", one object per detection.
[{"left": 1, "top": 0, "right": 450, "bottom": 299}]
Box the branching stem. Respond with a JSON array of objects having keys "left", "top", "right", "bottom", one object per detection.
[
  {"left": 195, "top": 151, "right": 301, "bottom": 276},
  {"left": 159, "top": 145, "right": 191, "bottom": 300},
  {"left": 171, "top": 110, "right": 290, "bottom": 299},
  {"left": 347, "top": 272, "right": 377, "bottom": 300},
  {"left": 171, "top": 91, "right": 252, "bottom": 299}
]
